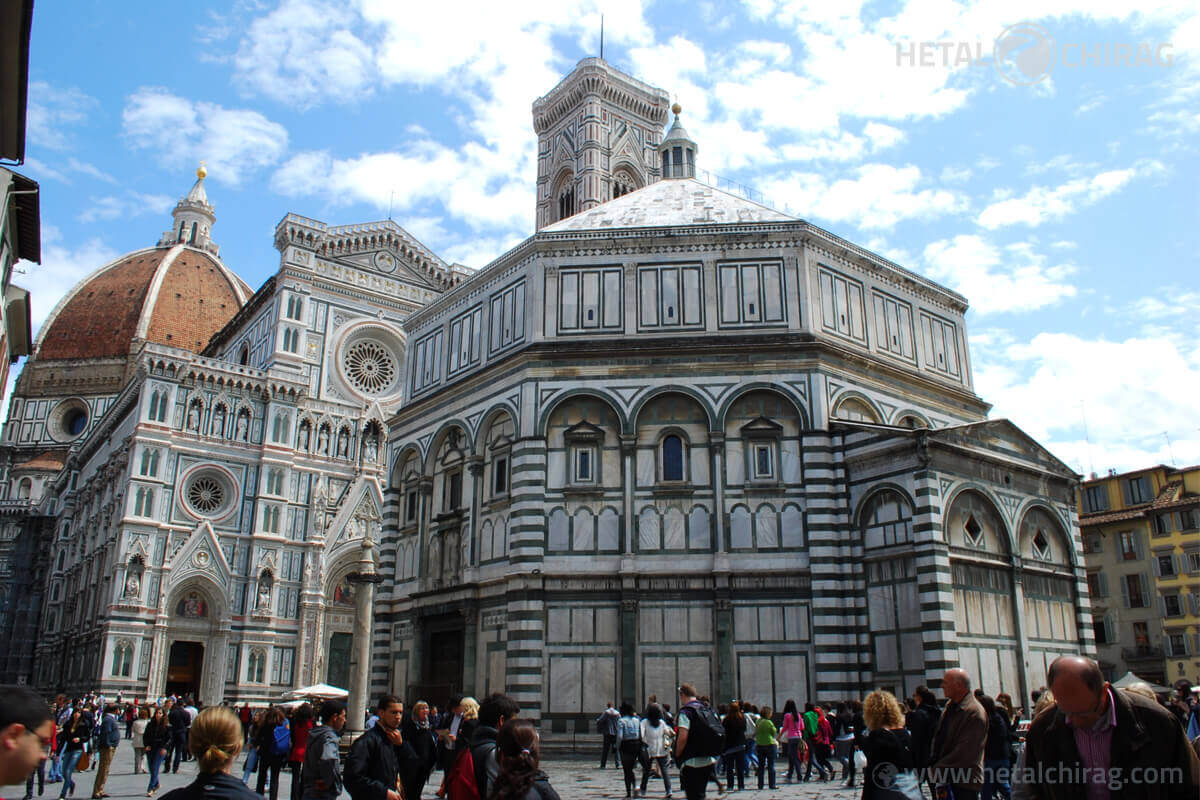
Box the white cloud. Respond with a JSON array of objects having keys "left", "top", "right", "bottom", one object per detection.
[
  {"left": 765, "top": 163, "right": 965, "bottom": 229},
  {"left": 77, "top": 193, "right": 173, "bottom": 224},
  {"left": 978, "top": 161, "right": 1164, "bottom": 228},
  {"left": 25, "top": 82, "right": 99, "bottom": 150},
  {"left": 122, "top": 88, "right": 289, "bottom": 185},
  {"left": 17, "top": 226, "right": 120, "bottom": 336},
  {"left": 922, "top": 234, "right": 1076, "bottom": 314},
  {"left": 973, "top": 329, "right": 1200, "bottom": 474}
]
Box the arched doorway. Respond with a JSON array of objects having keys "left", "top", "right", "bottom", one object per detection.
[
  {"left": 160, "top": 583, "right": 226, "bottom": 705},
  {"left": 167, "top": 641, "right": 205, "bottom": 698}
]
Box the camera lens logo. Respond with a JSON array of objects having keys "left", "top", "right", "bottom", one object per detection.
[
  {"left": 994, "top": 22, "right": 1055, "bottom": 85},
  {"left": 874, "top": 762, "right": 899, "bottom": 789}
]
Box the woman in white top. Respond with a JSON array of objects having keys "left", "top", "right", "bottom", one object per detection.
[
  {"left": 639, "top": 704, "right": 673, "bottom": 798},
  {"left": 131, "top": 707, "right": 150, "bottom": 774}
]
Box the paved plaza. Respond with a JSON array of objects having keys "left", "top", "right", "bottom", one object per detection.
[{"left": 8, "top": 748, "right": 861, "bottom": 800}]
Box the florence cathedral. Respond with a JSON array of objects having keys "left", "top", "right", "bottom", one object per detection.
[{"left": 0, "top": 58, "right": 1091, "bottom": 738}]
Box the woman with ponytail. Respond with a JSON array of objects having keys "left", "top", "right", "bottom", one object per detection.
[
  {"left": 159, "top": 707, "right": 261, "bottom": 800},
  {"left": 487, "top": 719, "right": 560, "bottom": 800}
]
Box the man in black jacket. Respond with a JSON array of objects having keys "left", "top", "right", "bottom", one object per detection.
[
  {"left": 470, "top": 693, "right": 520, "bottom": 799},
  {"left": 1024, "top": 656, "right": 1200, "bottom": 800},
  {"left": 345, "top": 696, "right": 419, "bottom": 800},
  {"left": 166, "top": 702, "right": 191, "bottom": 774},
  {"left": 907, "top": 686, "right": 940, "bottom": 777}
]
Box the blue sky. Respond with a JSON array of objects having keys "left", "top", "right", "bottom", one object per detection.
[{"left": 14, "top": 0, "right": 1200, "bottom": 475}]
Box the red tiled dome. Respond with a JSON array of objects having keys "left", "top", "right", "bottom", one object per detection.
[{"left": 35, "top": 244, "right": 251, "bottom": 361}]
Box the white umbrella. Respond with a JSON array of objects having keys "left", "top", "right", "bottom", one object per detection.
[
  {"left": 1111, "top": 671, "right": 1171, "bottom": 693},
  {"left": 283, "top": 683, "right": 349, "bottom": 700}
]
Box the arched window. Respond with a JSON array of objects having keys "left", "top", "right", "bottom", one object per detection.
[
  {"left": 238, "top": 343, "right": 250, "bottom": 366},
  {"left": 16, "top": 478, "right": 31, "bottom": 500},
  {"left": 834, "top": 397, "right": 880, "bottom": 423},
  {"left": 272, "top": 413, "right": 290, "bottom": 444},
  {"left": 612, "top": 171, "right": 637, "bottom": 199},
  {"left": 177, "top": 222, "right": 186, "bottom": 243},
  {"left": 860, "top": 489, "right": 914, "bottom": 548},
  {"left": 155, "top": 391, "right": 170, "bottom": 422},
  {"left": 148, "top": 390, "right": 162, "bottom": 421},
  {"left": 246, "top": 649, "right": 266, "bottom": 683},
  {"left": 111, "top": 641, "right": 134, "bottom": 677},
  {"left": 661, "top": 435, "right": 685, "bottom": 482},
  {"left": 557, "top": 184, "right": 575, "bottom": 221},
  {"left": 897, "top": 415, "right": 927, "bottom": 429},
  {"left": 189, "top": 222, "right": 198, "bottom": 244},
  {"left": 266, "top": 469, "right": 284, "bottom": 496}
]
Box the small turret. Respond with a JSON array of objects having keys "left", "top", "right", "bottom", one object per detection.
[
  {"left": 158, "top": 163, "right": 219, "bottom": 255},
  {"left": 658, "top": 103, "right": 698, "bottom": 179}
]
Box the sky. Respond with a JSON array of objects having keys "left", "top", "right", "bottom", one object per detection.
[{"left": 11, "top": 0, "right": 1200, "bottom": 476}]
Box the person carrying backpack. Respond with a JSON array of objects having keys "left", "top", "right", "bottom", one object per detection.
[
  {"left": 253, "top": 708, "right": 288, "bottom": 800},
  {"left": 674, "top": 685, "right": 722, "bottom": 800},
  {"left": 301, "top": 700, "right": 346, "bottom": 800}
]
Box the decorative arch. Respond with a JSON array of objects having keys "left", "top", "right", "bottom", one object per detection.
[
  {"left": 831, "top": 392, "right": 883, "bottom": 424},
  {"left": 551, "top": 168, "right": 576, "bottom": 222},
  {"left": 943, "top": 485, "right": 1013, "bottom": 556},
  {"left": 390, "top": 445, "right": 423, "bottom": 489},
  {"left": 165, "top": 577, "right": 226, "bottom": 623},
  {"left": 471, "top": 403, "right": 520, "bottom": 456},
  {"left": 855, "top": 484, "right": 916, "bottom": 549},
  {"left": 1015, "top": 502, "right": 1075, "bottom": 567},
  {"left": 537, "top": 388, "right": 628, "bottom": 437},
  {"left": 854, "top": 483, "right": 917, "bottom": 529},
  {"left": 422, "top": 420, "right": 472, "bottom": 476},
  {"left": 716, "top": 383, "right": 809, "bottom": 430},
  {"left": 892, "top": 409, "right": 931, "bottom": 429},
  {"left": 629, "top": 386, "right": 717, "bottom": 433}
]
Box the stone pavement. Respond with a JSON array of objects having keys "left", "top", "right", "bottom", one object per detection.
[{"left": 6, "top": 747, "right": 861, "bottom": 800}]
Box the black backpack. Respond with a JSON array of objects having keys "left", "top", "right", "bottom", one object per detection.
[{"left": 679, "top": 704, "right": 724, "bottom": 760}]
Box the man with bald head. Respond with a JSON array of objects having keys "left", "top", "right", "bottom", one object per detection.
[
  {"left": 927, "top": 668, "right": 988, "bottom": 800},
  {"left": 1023, "top": 655, "right": 1199, "bottom": 800}
]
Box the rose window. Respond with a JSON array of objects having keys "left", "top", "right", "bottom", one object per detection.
[
  {"left": 181, "top": 468, "right": 237, "bottom": 519},
  {"left": 187, "top": 477, "right": 224, "bottom": 513},
  {"left": 343, "top": 339, "right": 399, "bottom": 395}
]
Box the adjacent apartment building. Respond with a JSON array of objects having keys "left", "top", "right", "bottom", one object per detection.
[{"left": 1080, "top": 464, "right": 1200, "bottom": 687}]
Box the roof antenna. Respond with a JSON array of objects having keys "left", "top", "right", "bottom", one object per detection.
[
  {"left": 1078, "top": 400, "right": 1096, "bottom": 478},
  {"left": 388, "top": 190, "right": 394, "bottom": 221},
  {"left": 600, "top": 14, "right": 604, "bottom": 60},
  {"left": 1163, "top": 431, "right": 1176, "bottom": 466}
]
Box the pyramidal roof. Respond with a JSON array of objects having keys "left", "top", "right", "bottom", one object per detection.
[{"left": 540, "top": 177, "right": 795, "bottom": 232}]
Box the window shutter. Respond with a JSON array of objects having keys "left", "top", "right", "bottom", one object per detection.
[
  {"left": 1120, "top": 576, "right": 1130, "bottom": 608},
  {"left": 1098, "top": 572, "right": 1109, "bottom": 597},
  {"left": 1171, "top": 554, "right": 1180, "bottom": 576},
  {"left": 1152, "top": 555, "right": 1161, "bottom": 576},
  {"left": 1159, "top": 595, "right": 1167, "bottom": 617},
  {"left": 1104, "top": 616, "right": 1115, "bottom": 644},
  {"left": 1141, "top": 576, "right": 1151, "bottom": 609},
  {"left": 1134, "top": 532, "right": 1146, "bottom": 560}
]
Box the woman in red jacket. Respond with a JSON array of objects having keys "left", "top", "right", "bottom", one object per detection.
[{"left": 287, "top": 704, "right": 314, "bottom": 800}]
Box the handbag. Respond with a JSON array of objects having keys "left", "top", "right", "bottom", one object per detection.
[{"left": 76, "top": 751, "right": 91, "bottom": 771}]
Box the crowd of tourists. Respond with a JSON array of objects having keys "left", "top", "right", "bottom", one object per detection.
[{"left": 2, "top": 656, "right": 1199, "bottom": 800}]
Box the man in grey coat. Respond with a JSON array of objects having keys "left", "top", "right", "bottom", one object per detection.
[
  {"left": 302, "top": 700, "right": 347, "bottom": 800},
  {"left": 928, "top": 668, "right": 988, "bottom": 800}
]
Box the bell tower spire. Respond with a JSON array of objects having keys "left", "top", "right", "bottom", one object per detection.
[
  {"left": 658, "top": 103, "right": 698, "bottom": 179},
  {"left": 532, "top": 58, "right": 670, "bottom": 230},
  {"left": 159, "top": 163, "right": 219, "bottom": 255}
]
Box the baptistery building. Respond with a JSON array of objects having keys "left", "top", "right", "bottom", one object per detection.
[
  {"left": 374, "top": 59, "right": 1092, "bottom": 738},
  {"left": 0, "top": 58, "right": 1091, "bottom": 718}
]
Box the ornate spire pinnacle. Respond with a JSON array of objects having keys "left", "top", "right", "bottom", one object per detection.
[
  {"left": 158, "top": 168, "right": 219, "bottom": 255},
  {"left": 659, "top": 102, "right": 698, "bottom": 179}
]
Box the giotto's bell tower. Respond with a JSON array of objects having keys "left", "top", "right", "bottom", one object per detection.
[{"left": 532, "top": 58, "right": 670, "bottom": 231}]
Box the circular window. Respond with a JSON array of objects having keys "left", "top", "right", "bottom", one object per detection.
[
  {"left": 336, "top": 323, "right": 405, "bottom": 400},
  {"left": 343, "top": 340, "right": 398, "bottom": 394},
  {"left": 181, "top": 467, "right": 237, "bottom": 519},
  {"left": 47, "top": 399, "right": 89, "bottom": 442}
]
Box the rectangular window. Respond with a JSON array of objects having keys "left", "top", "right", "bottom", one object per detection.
[
  {"left": 1093, "top": 617, "right": 1109, "bottom": 645},
  {"left": 1119, "top": 531, "right": 1138, "bottom": 561},
  {"left": 1154, "top": 514, "right": 1171, "bottom": 535},
  {"left": 1083, "top": 485, "right": 1108, "bottom": 513},
  {"left": 1177, "top": 509, "right": 1198, "bottom": 531},
  {"left": 493, "top": 457, "right": 508, "bottom": 496},
  {"left": 1157, "top": 554, "right": 1176, "bottom": 577},
  {"left": 818, "top": 267, "right": 866, "bottom": 342},
  {"left": 1086, "top": 572, "right": 1102, "bottom": 597},
  {"left": 919, "top": 311, "right": 961, "bottom": 377},
  {"left": 411, "top": 329, "right": 444, "bottom": 394},
  {"left": 1188, "top": 551, "right": 1200, "bottom": 573},
  {"left": 639, "top": 265, "right": 704, "bottom": 329},
  {"left": 558, "top": 269, "right": 621, "bottom": 333},
  {"left": 752, "top": 444, "right": 774, "bottom": 480},
  {"left": 489, "top": 279, "right": 526, "bottom": 353},
  {"left": 1163, "top": 594, "right": 1182, "bottom": 616},
  {"left": 718, "top": 261, "right": 787, "bottom": 327},
  {"left": 1167, "top": 633, "right": 1187, "bottom": 656},
  {"left": 447, "top": 306, "right": 483, "bottom": 375},
  {"left": 871, "top": 291, "right": 916, "bottom": 360},
  {"left": 1125, "top": 574, "right": 1147, "bottom": 608},
  {"left": 405, "top": 490, "right": 418, "bottom": 523},
  {"left": 573, "top": 447, "right": 594, "bottom": 483},
  {"left": 1126, "top": 476, "right": 1152, "bottom": 505}
]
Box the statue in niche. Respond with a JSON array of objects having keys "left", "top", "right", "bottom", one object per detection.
[
  {"left": 256, "top": 582, "right": 271, "bottom": 611},
  {"left": 318, "top": 426, "right": 330, "bottom": 455},
  {"left": 187, "top": 403, "right": 201, "bottom": 431},
  {"left": 298, "top": 422, "right": 311, "bottom": 450},
  {"left": 212, "top": 405, "right": 226, "bottom": 436},
  {"left": 124, "top": 572, "right": 140, "bottom": 598},
  {"left": 363, "top": 431, "right": 378, "bottom": 463},
  {"left": 236, "top": 412, "right": 250, "bottom": 441},
  {"left": 336, "top": 429, "right": 349, "bottom": 459}
]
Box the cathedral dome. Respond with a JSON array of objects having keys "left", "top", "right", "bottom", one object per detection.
[
  {"left": 34, "top": 170, "right": 250, "bottom": 362},
  {"left": 35, "top": 244, "right": 250, "bottom": 360}
]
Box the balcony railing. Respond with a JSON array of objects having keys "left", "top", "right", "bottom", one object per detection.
[{"left": 1121, "top": 646, "right": 1163, "bottom": 661}]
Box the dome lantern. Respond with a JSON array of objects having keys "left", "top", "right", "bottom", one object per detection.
[
  {"left": 158, "top": 164, "right": 219, "bottom": 255},
  {"left": 658, "top": 103, "right": 698, "bottom": 180}
]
